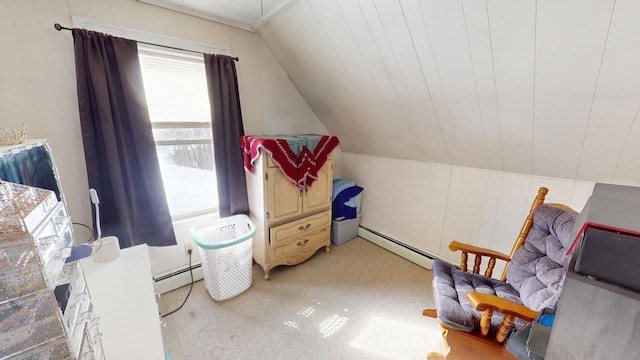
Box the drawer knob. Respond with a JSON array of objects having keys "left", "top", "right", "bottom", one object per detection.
[
  {"left": 298, "top": 223, "right": 312, "bottom": 231},
  {"left": 37, "top": 235, "right": 57, "bottom": 247},
  {"left": 296, "top": 239, "right": 309, "bottom": 247}
]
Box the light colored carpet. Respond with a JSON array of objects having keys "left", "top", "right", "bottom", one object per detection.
[{"left": 158, "top": 237, "right": 443, "bottom": 360}]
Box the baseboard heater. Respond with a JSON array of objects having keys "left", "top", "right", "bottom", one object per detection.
[
  {"left": 154, "top": 262, "right": 204, "bottom": 294},
  {"left": 358, "top": 225, "right": 435, "bottom": 270}
]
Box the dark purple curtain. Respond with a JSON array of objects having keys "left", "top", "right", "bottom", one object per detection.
[
  {"left": 204, "top": 54, "right": 249, "bottom": 217},
  {"left": 72, "top": 29, "right": 176, "bottom": 248}
]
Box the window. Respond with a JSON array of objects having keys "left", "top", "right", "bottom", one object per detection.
[{"left": 138, "top": 45, "right": 218, "bottom": 219}]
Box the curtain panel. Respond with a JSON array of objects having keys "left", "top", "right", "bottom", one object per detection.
[
  {"left": 204, "top": 54, "right": 249, "bottom": 217},
  {"left": 72, "top": 29, "right": 176, "bottom": 248}
]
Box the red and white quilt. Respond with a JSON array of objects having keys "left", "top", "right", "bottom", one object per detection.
[{"left": 241, "top": 135, "right": 340, "bottom": 189}]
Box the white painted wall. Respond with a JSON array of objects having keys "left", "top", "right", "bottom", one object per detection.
[
  {"left": 0, "top": 0, "right": 615, "bottom": 283},
  {"left": 340, "top": 152, "right": 594, "bottom": 278},
  {"left": 258, "top": 0, "right": 640, "bottom": 186},
  {"left": 0, "top": 0, "right": 328, "bottom": 277}
]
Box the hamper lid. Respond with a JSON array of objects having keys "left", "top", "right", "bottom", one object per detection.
[{"left": 190, "top": 214, "right": 256, "bottom": 249}]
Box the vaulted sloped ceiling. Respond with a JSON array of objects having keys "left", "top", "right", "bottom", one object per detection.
[{"left": 256, "top": 0, "right": 640, "bottom": 185}]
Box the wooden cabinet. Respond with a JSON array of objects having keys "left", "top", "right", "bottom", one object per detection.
[
  {"left": 246, "top": 150, "right": 333, "bottom": 279},
  {"left": 265, "top": 165, "right": 303, "bottom": 223}
]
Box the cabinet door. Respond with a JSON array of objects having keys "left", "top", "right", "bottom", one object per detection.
[
  {"left": 266, "top": 166, "right": 303, "bottom": 224},
  {"left": 303, "top": 159, "right": 333, "bottom": 214}
]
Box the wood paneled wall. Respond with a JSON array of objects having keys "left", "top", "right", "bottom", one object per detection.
[
  {"left": 259, "top": 0, "right": 640, "bottom": 186},
  {"left": 340, "top": 152, "right": 593, "bottom": 274}
]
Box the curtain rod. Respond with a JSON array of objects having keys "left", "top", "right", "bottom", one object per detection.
[{"left": 53, "top": 23, "right": 239, "bottom": 61}]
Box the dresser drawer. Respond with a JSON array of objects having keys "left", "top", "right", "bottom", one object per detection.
[
  {"left": 14, "top": 188, "right": 58, "bottom": 234},
  {"left": 0, "top": 239, "right": 40, "bottom": 270},
  {"left": 32, "top": 202, "right": 71, "bottom": 263},
  {"left": 271, "top": 225, "right": 330, "bottom": 259},
  {"left": 5, "top": 335, "right": 72, "bottom": 360},
  {"left": 0, "top": 289, "right": 66, "bottom": 359},
  {"left": 269, "top": 211, "right": 331, "bottom": 245},
  {"left": 0, "top": 266, "right": 47, "bottom": 301}
]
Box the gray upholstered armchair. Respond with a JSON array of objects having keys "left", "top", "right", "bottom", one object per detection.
[{"left": 423, "top": 187, "right": 578, "bottom": 360}]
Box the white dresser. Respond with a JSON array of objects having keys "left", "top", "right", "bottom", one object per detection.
[{"left": 81, "top": 245, "right": 165, "bottom": 360}]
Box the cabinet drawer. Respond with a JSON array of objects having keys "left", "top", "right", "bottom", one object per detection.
[
  {"left": 269, "top": 211, "right": 331, "bottom": 245},
  {"left": 5, "top": 335, "right": 72, "bottom": 360},
  {"left": 0, "top": 266, "right": 47, "bottom": 301},
  {"left": 32, "top": 202, "right": 71, "bottom": 264},
  {"left": 0, "top": 239, "right": 40, "bottom": 270},
  {"left": 271, "top": 226, "right": 330, "bottom": 259},
  {"left": 16, "top": 190, "right": 58, "bottom": 234},
  {"left": 0, "top": 289, "right": 66, "bottom": 359}
]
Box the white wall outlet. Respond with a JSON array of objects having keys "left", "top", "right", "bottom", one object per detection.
[{"left": 184, "top": 242, "right": 194, "bottom": 255}]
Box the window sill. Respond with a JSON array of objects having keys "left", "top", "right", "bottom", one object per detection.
[{"left": 170, "top": 209, "right": 219, "bottom": 224}]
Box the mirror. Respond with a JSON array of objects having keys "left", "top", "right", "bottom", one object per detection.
[{"left": 0, "top": 141, "right": 63, "bottom": 201}]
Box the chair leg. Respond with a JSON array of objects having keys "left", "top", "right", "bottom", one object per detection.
[
  {"left": 496, "top": 314, "right": 515, "bottom": 343},
  {"left": 426, "top": 322, "right": 449, "bottom": 359},
  {"left": 439, "top": 329, "right": 517, "bottom": 360},
  {"left": 427, "top": 352, "right": 447, "bottom": 360},
  {"left": 480, "top": 309, "right": 493, "bottom": 336}
]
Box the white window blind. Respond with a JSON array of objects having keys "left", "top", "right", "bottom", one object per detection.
[
  {"left": 138, "top": 45, "right": 218, "bottom": 219},
  {"left": 138, "top": 46, "right": 210, "bottom": 124}
]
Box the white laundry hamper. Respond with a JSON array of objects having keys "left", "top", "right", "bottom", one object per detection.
[{"left": 191, "top": 214, "right": 256, "bottom": 301}]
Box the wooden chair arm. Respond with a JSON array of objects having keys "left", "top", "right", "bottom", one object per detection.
[
  {"left": 467, "top": 291, "right": 538, "bottom": 343},
  {"left": 466, "top": 292, "right": 538, "bottom": 322},
  {"left": 448, "top": 241, "right": 511, "bottom": 262}
]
